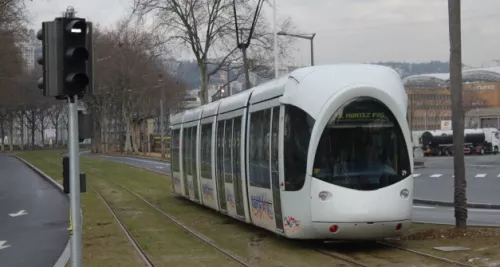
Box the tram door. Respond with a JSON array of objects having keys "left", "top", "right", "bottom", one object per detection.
[
  {"left": 232, "top": 117, "right": 245, "bottom": 217},
  {"left": 216, "top": 121, "right": 227, "bottom": 212},
  {"left": 271, "top": 107, "right": 284, "bottom": 231}
]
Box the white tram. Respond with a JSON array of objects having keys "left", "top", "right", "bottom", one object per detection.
[{"left": 170, "top": 64, "right": 414, "bottom": 240}]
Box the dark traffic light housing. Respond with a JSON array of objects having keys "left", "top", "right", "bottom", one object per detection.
[
  {"left": 62, "top": 156, "right": 87, "bottom": 194},
  {"left": 60, "top": 17, "right": 89, "bottom": 98},
  {"left": 36, "top": 17, "right": 93, "bottom": 99}
]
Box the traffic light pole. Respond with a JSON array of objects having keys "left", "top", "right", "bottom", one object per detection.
[{"left": 68, "top": 95, "right": 82, "bottom": 267}]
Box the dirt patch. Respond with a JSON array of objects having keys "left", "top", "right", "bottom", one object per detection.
[{"left": 403, "top": 227, "right": 500, "bottom": 240}]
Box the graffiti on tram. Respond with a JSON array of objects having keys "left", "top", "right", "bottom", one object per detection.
[
  {"left": 226, "top": 192, "right": 236, "bottom": 209},
  {"left": 283, "top": 216, "right": 301, "bottom": 232},
  {"left": 251, "top": 193, "right": 274, "bottom": 221},
  {"left": 202, "top": 184, "right": 214, "bottom": 201}
]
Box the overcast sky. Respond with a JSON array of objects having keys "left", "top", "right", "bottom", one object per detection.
[{"left": 26, "top": 0, "right": 500, "bottom": 68}]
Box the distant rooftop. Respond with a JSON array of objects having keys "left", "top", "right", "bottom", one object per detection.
[{"left": 403, "top": 67, "right": 500, "bottom": 88}]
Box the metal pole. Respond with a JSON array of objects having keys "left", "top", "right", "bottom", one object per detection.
[
  {"left": 310, "top": 37, "right": 315, "bottom": 66},
  {"left": 160, "top": 83, "right": 165, "bottom": 158},
  {"left": 273, "top": 0, "right": 278, "bottom": 78},
  {"left": 68, "top": 96, "right": 82, "bottom": 267}
]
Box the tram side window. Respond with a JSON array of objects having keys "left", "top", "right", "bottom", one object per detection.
[
  {"left": 191, "top": 126, "right": 197, "bottom": 179},
  {"left": 249, "top": 109, "right": 271, "bottom": 188},
  {"left": 232, "top": 117, "right": 242, "bottom": 181},
  {"left": 200, "top": 123, "right": 212, "bottom": 179},
  {"left": 185, "top": 127, "right": 192, "bottom": 176},
  {"left": 284, "top": 105, "right": 315, "bottom": 191},
  {"left": 171, "top": 129, "right": 180, "bottom": 172},
  {"left": 224, "top": 120, "right": 233, "bottom": 183},
  {"left": 216, "top": 121, "right": 225, "bottom": 182}
]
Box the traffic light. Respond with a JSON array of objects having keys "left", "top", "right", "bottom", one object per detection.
[
  {"left": 36, "top": 17, "right": 93, "bottom": 99},
  {"left": 37, "top": 21, "right": 63, "bottom": 97},
  {"left": 60, "top": 17, "right": 90, "bottom": 98}
]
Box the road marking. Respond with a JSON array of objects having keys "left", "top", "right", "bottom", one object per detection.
[
  {"left": 413, "top": 174, "right": 421, "bottom": 177},
  {"left": 475, "top": 174, "right": 487, "bottom": 178},
  {"left": 8, "top": 210, "right": 27, "bottom": 217},
  {"left": 156, "top": 166, "right": 164, "bottom": 169},
  {"left": 469, "top": 208, "right": 500, "bottom": 213},
  {"left": 430, "top": 174, "right": 442, "bottom": 178},
  {"left": 0, "top": 240, "right": 10, "bottom": 250},
  {"left": 497, "top": 174, "right": 500, "bottom": 177},
  {"left": 469, "top": 164, "right": 494, "bottom": 167},
  {"left": 413, "top": 205, "right": 435, "bottom": 209}
]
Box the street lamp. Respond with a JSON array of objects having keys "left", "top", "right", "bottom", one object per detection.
[{"left": 277, "top": 31, "right": 316, "bottom": 66}]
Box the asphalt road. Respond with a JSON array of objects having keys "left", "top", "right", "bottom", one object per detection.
[
  {"left": 0, "top": 155, "right": 69, "bottom": 267},
  {"left": 86, "top": 153, "right": 500, "bottom": 227},
  {"left": 414, "top": 154, "right": 500, "bottom": 205}
]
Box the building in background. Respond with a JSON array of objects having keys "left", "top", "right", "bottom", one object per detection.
[
  {"left": 19, "top": 29, "right": 38, "bottom": 71},
  {"left": 404, "top": 67, "right": 500, "bottom": 130}
]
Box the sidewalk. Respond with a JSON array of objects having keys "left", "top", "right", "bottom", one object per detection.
[{"left": 413, "top": 198, "right": 500, "bottom": 210}]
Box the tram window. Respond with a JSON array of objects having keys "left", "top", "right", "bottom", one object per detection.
[
  {"left": 284, "top": 105, "right": 315, "bottom": 191},
  {"left": 271, "top": 107, "right": 279, "bottom": 187},
  {"left": 200, "top": 123, "right": 212, "bottom": 179},
  {"left": 171, "top": 129, "right": 180, "bottom": 172},
  {"left": 312, "top": 97, "right": 411, "bottom": 191},
  {"left": 216, "top": 121, "right": 225, "bottom": 183},
  {"left": 232, "top": 117, "right": 242, "bottom": 181},
  {"left": 191, "top": 126, "right": 197, "bottom": 180},
  {"left": 224, "top": 120, "right": 233, "bottom": 183},
  {"left": 249, "top": 109, "right": 271, "bottom": 188},
  {"left": 185, "top": 127, "right": 192, "bottom": 176}
]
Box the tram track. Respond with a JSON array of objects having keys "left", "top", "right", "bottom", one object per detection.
[
  {"left": 313, "top": 240, "right": 476, "bottom": 267},
  {"left": 92, "top": 187, "right": 157, "bottom": 267},
  {"left": 98, "top": 177, "right": 251, "bottom": 267}
]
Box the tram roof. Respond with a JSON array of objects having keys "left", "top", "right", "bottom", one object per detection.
[
  {"left": 281, "top": 64, "right": 407, "bottom": 119},
  {"left": 182, "top": 105, "right": 204, "bottom": 123},
  {"left": 200, "top": 99, "right": 222, "bottom": 119},
  {"left": 218, "top": 89, "right": 253, "bottom": 115},
  {"left": 171, "top": 64, "right": 406, "bottom": 125}
]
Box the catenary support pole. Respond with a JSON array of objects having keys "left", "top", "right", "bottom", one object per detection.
[
  {"left": 68, "top": 95, "right": 82, "bottom": 267},
  {"left": 273, "top": 0, "right": 278, "bottom": 78}
]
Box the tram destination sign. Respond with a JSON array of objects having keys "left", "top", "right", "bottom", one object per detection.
[{"left": 332, "top": 111, "right": 390, "bottom": 125}]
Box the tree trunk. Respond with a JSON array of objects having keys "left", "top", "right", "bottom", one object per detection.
[
  {"left": 448, "top": 0, "right": 467, "bottom": 228},
  {"left": 19, "top": 112, "right": 24, "bottom": 150},
  {"left": 0, "top": 121, "right": 4, "bottom": 152},
  {"left": 199, "top": 64, "right": 208, "bottom": 105},
  {"left": 8, "top": 113, "right": 14, "bottom": 151},
  {"left": 242, "top": 47, "right": 251, "bottom": 90}
]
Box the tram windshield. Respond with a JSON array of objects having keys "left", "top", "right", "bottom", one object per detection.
[{"left": 312, "top": 97, "right": 411, "bottom": 191}]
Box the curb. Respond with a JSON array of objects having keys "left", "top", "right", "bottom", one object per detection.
[
  {"left": 13, "top": 156, "right": 71, "bottom": 267},
  {"left": 95, "top": 152, "right": 170, "bottom": 164},
  {"left": 414, "top": 198, "right": 500, "bottom": 210}
]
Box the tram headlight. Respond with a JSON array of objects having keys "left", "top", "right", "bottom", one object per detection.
[
  {"left": 400, "top": 189, "right": 409, "bottom": 199},
  {"left": 319, "top": 191, "right": 332, "bottom": 201}
]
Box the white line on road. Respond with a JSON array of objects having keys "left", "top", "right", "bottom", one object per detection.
[
  {"left": 469, "top": 208, "right": 500, "bottom": 213},
  {"left": 475, "top": 174, "right": 487, "bottom": 178},
  {"left": 413, "top": 174, "right": 421, "bottom": 177},
  {"left": 8, "top": 210, "right": 27, "bottom": 217},
  {"left": 430, "top": 174, "right": 442, "bottom": 178},
  {"left": 156, "top": 166, "right": 164, "bottom": 169},
  {"left": 469, "top": 164, "right": 494, "bottom": 168},
  {"left": 0, "top": 240, "right": 10, "bottom": 250},
  {"left": 497, "top": 174, "right": 500, "bottom": 177},
  {"left": 413, "top": 205, "right": 435, "bottom": 209}
]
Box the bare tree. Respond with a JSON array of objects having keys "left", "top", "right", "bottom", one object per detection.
[
  {"left": 448, "top": 0, "right": 467, "bottom": 228},
  {"left": 84, "top": 20, "right": 187, "bottom": 154},
  {"left": 132, "top": 0, "right": 296, "bottom": 104}
]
